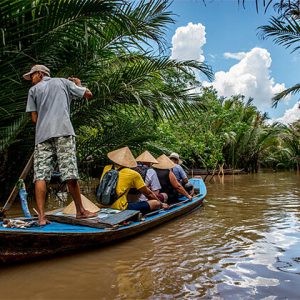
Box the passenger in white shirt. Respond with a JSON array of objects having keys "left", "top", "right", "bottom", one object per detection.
[{"left": 134, "top": 151, "right": 168, "bottom": 203}]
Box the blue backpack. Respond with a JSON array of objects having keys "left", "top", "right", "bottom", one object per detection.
[{"left": 96, "top": 166, "right": 124, "bottom": 205}]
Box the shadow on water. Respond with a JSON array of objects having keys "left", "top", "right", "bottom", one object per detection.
[{"left": 1, "top": 172, "right": 300, "bottom": 299}]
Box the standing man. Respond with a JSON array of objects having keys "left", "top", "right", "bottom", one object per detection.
[{"left": 24, "top": 64, "right": 97, "bottom": 225}]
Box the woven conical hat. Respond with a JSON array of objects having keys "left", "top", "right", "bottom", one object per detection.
[
  {"left": 63, "top": 194, "right": 100, "bottom": 215},
  {"left": 152, "top": 154, "right": 176, "bottom": 170},
  {"left": 136, "top": 151, "right": 158, "bottom": 164},
  {"left": 107, "top": 146, "right": 137, "bottom": 168}
]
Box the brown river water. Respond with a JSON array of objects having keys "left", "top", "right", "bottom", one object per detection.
[{"left": 1, "top": 172, "right": 300, "bottom": 299}]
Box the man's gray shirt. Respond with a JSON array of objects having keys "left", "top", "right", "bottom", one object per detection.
[{"left": 26, "top": 77, "right": 86, "bottom": 145}]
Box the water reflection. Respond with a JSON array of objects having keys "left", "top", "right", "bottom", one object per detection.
[{"left": 1, "top": 172, "right": 300, "bottom": 299}]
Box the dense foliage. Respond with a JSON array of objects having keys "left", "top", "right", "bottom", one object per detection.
[
  {"left": 1, "top": 0, "right": 300, "bottom": 202},
  {"left": 138, "top": 88, "right": 300, "bottom": 174},
  {"left": 256, "top": 0, "right": 300, "bottom": 105},
  {"left": 0, "top": 0, "right": 212, "bottom": 153},
  {"left": 0, "top": 0, "right": 213, "bottom": 200}
]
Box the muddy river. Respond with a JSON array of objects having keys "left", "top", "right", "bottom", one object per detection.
[{"left": 1, "top": 172, "right": 300, "bottom": 299}]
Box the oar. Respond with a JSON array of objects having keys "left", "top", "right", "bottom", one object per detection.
[{"left": 0, "top": 152, "right": 34, "bottom": 217}]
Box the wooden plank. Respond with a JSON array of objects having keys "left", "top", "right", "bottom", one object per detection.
[
  {"left": 47, "top": 214, "right": 110, "bottom": 229},
  {"left": 47, "top": 209, "right": 140, "bottom": 229},
  {"left": 99, "top": 210, "right": 140, "bottom": 226}
]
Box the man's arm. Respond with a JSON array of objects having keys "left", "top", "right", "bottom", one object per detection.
[
  {"left": 26, "top": 89, "right": 37, "bottom": 120},
  {"left": 69, "top": 77, "right": 93, "bottom": 99},
  {"left": 31, "top": 112, "right": 38, "bottom": 123},
  {"left": 83, "top": 89, "right": 93, "bottom": 99},
  {"left": 138, "top": 186, "right": 159, "bottom": 201},
  {"left": 138, "top": 186, "right": 169, "bottom": 209},
  {"left": 182, "top": 178, "right": 189, "bottom": 184},
  {"left": 178, "top": 165, "right": 188, "bottom": 184},
  {"left": 169, "top": 171, "right": 192, "bottom": 200}
]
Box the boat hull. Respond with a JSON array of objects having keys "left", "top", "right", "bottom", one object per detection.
[{"left": 0, "top": 178, "right": 206, "bottom": 264}]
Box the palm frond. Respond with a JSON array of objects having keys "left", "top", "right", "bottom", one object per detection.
[
  {"left": 272, "top": 83, "right": 300, "bottom": 107},
  {"left": 259, "top": 16, "right": 300, "bottom": 52},
  {"left": 70, "top": 54, "right": 211, "bottom": 124},
  {"left": 76, "top": 111, "right": 158, "bottom": 162},
  {"left": 0, "top": 114, "right": 30, "bottom": 152}
]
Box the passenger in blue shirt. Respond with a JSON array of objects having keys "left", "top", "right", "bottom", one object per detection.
[{"left": 169, "top": 152, "right": 194, "bottom": 195}]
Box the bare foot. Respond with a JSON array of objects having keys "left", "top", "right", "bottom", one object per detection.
[
  {"left": 76, "top": 210, "right": 97, "bottom": 219},
  {"left": 39, "top": 218, "right": 51, "bottom": 226},
  {"left": 34, "top": 209, "right": 51, "bottom": 226}
]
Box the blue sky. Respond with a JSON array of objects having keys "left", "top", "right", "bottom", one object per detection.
[{"left": 162, "top": 0, "right": 300, "bottom": 123}]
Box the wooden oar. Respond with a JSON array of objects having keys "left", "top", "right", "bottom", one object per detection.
[{"left": 0, "top": 152, "right": 34, "bottom": 214}]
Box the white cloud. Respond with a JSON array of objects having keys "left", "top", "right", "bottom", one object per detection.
[
  {"left": 276, "top": 102, "right": 300, "bottom": 124},
  {"left": 171, "top": 22, "right": 206, "bottom": 62},
  {"left": 224, "top": 52, "right": 246, "bottom": 60},
  {"left": 204, "top": 47, "right": 287, "bottom": 111}
]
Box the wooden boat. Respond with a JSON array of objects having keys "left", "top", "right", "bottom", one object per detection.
[{"left": 0, "top": 178, "right": 206, "bottom": 264}]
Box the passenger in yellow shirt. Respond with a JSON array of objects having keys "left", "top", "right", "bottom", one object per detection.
[{"left": 100, "top": 147, "right": 167, "bottom": 214}]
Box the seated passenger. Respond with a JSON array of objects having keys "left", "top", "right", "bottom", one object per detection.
[
  {"left": 100, "top": 146, "right": 167, "bottom": 215},
  {"left": 133, "top": 151, "right": 168, "bottom": 203},
  {"left": 153, "top": 154, "right": 192, "bottom": 204},
  {"left": 169, "top": 152, "right": 193, "bottom": 195}
]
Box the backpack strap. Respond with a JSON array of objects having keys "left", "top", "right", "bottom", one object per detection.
[
  {"left": 112, "top": 165, "right": 126, "bottom": 200},
  {"left": 111, "top": 164, "right": 125, "bottom": 172}
]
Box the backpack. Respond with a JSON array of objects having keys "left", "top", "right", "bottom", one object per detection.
[
  {"left": 96, "top": 166, "right": 124, "bottom": 205},
  {"left": 133, "top": 164, "right": 149, "bottom": 181}
]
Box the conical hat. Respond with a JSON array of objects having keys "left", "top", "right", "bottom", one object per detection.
[
  {"left": 63, "top": 194, "right": 100, "bottom": 215},
  {"left": 107, "top": 146, "right": 137, "bottom": 168},
  {"left": 152, "top": 154, "right": 176, "bottom": 169},
  {"left": 136, "top": 151, "right": 158, "bottom": 164}
]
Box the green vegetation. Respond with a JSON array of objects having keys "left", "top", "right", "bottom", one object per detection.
[
  {"left": 130, "top": 88, "right": 300, "bottom": 174},
  {"left": 1, "top": 0, "right": 300, "bottom": 201},
  {"left": 0, "top": 0, "right": 212, "bottom": 199},
  {"left": 254, "top": 0, "right": 300, "bottom": 106}
]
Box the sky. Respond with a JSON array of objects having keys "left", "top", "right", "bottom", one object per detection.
[{"left": 162, "top": 0, "right": 300, "bottom": 123}]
